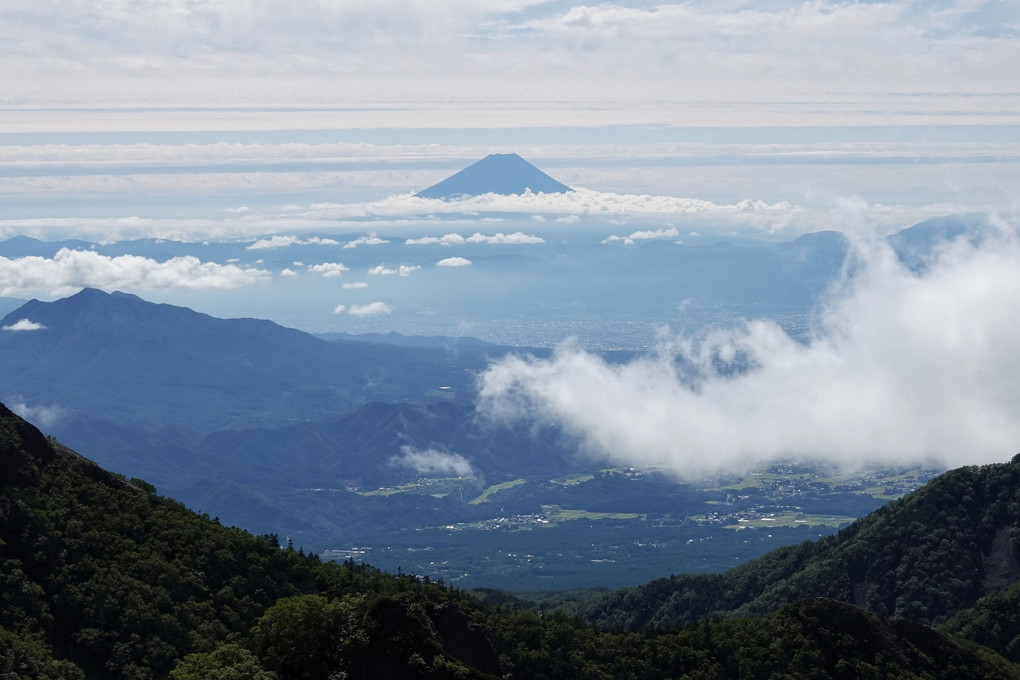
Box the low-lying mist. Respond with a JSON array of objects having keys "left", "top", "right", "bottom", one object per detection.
[{"left": 478, "top": 221, "right": 1020, "bottom": 476}]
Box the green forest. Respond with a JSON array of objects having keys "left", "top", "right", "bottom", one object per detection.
[{"left": 3, "top": 402, "right": 1020, "bottom": 679}]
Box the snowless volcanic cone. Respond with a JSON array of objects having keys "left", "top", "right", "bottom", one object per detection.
[{"left": 415, "top": 153, "right": 572, "bottom": 199}]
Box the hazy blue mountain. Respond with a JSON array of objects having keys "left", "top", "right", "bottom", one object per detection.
[
  {"left": 887, "top": 213, "right": 1006, "bottom": 271},
  {"left": 0, "top": 288, "right": 489, "bottom": 432},
  {"left": 0, "top": 234, "right": 96, "bottom": 257},
  {"left": 415, "top": 153, "right": 572, "bottom": 198},
  {"left": 66, "top": 400, "right": 569, "bottom": 492},
  {"left": 193, "top": 400, "right": 575, "bottom": 487},
  {"left": 52, "top": 397, "right": 584, "bottom": 542}
]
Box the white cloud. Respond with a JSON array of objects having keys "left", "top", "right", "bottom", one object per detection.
[
  {"left": 403, "top": 231, "right": 547, "bottom": 246},
  {"left": 405, "top": 233, "right": 467, "bottom": 246},
  {"left": 305, "top": 190, "right": 797, "bottom": 233},
  {"left": 0, "top": 249, "right": 269, "bottom": 297},
  {"left": 1, "top": 141, "right": 1013, "bottom": 245},
  {"left": 479, "top": 227, "right": 1020, "bottom": 476},
  {"left": 2, "top": 318, "right": 47, "bottom": 331},
  {"left": 603, "top": 227, "right": 679, "bottom": 244},
  {"left": 307, "top": 262, "right": 349, "bottom": 278},
  {"left": 279, "top": 268, "right": 298, "bottom": 277},
  {"left": 248, "top": 235, "right": 302, "bottom": 250},
  {"left": 466, "top": 231, "right": 546, "bottom": 245},
  {"left": 630, "top": 227, "right": 678, "bottom": 240},
  {"left": 343, "top": 233, "right": 389, "bottom": 249},
  {"left": 332, "top": 303, "right": 347, "bottom": 315},
  {"left": 348, "top": 301, "right": 393, "bottom": 317},
  {"left": 341, "top": 281, "right": 368, "bottom": 289},
  {"left": 436, "top": 257, "right": 472, "bottom": 267},
  {"left": 8, "top": 401, "right": 65, "bottom": 429},
  {"left": 248, "top": 235, "right": 340, "bottom": 250},
  {"left": 391, "top": 445, "right": 476, "bottom": 478},
  {"left": 3, "top": 0, "right": 1016, "bottom": 131},
  {"left": 367, "top": 264, "right": 420, "bottom": 277}
]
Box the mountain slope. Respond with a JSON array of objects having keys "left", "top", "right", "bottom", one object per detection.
[
  {"left": 941, "top": 580, "right": 1020, "bottom": 664},
  {"left": 2, "top": 402, "right": 1017, "bottom": 679},
  {"left": 568, "top": 455, "right": 1020, "bottom": 630},
  {"left": 0, "top": 401, "right": 502, "bottom": 679},
  {"left": 415, "top": 153, "right": 572, "bottom": 198}
]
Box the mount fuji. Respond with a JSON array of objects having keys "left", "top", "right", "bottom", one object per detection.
[{"left": 415, "top": 152, "right": 573, "bottom": 199}]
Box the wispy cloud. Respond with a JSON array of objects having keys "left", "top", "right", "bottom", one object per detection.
[
  {"left": 341, "top": 281, "right": 368, "bottom": 289},
  {"left": 7, "top": 400, "right": 65, "bottom": 429},
  {"left": 333, "top": 301, "right": 393, "bottom": 317},
  {"left": 391, "top": 445, "right": 476, "bottom": 478},
  {"left": 247, "top": 235, "right": 340, "bottom": 250},
  {"left": 479, "top": 226, "right": 1020, "bottom": 475},
  {"left": 0, "top": 249, "right": 269, "bottom": 297},
  {"left": 2, "top": 318, "right": 47, "bottom": 331},
  {"left": 343, "top": 233, "right": 390, "bottom": 249}
]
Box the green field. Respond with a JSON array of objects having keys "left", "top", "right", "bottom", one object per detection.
[
  {"left": 724, "top": 511, "right": 856, "bottom": 529},
  {"left": 469, "top": 478, "right": 527, "bottom": 504},
  {"left": 540, "top": 504, "right": 645, "bottom": 524},
  {"left": 359, "top": 477, "right": 474, "bottom": 499}
]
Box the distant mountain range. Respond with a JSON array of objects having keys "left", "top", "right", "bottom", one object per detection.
[
  {"left": 0, "top": 214, "right": 1012, "bottom": 588},
  {"left": 415, "top": 153, "right": 572, "bottom": 199},
  {"left": 0, "top": 288, "right": 583, "bottom": 559},
  {"left": 0, "top": 285, "right": 878, "bottom": 588},
  {"left": 0, "top": 288, "right": 491, "bottom": 432}
]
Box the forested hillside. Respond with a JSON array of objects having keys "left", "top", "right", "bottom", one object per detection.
[
  {"left": 3, "top": 402, "right": 1019, "bottom": 679},
  {"left": 563, "top": 456, "right": 1020, "bottom": 630},
  {"left": 0, "top": 402, "right": 504, "bottom": 679}
]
